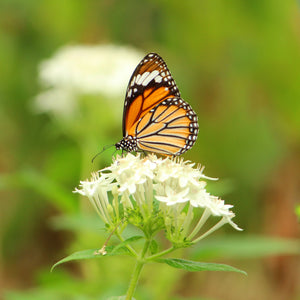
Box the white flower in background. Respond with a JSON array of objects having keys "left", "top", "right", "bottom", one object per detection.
[
  {"left": 34, "top": 44, "right": 144, "bottom": 117},
  {"left": 39, "top": 44, "right": 144, "bottom": 97},
  {"left": 34, "top": 88, "right": 77, "bottom": 118},
  {"left": 75, "top": 154, "right": 242, "bottom": 244}
]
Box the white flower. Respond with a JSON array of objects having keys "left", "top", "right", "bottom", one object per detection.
[
  {"left": 74, "top": 172, "right": 116, "bottom": 225},
  {"left": 208, "top": 197, "right": 234, "bottom": 217},
  {"left": 34, "top": 44, "right": 144, "bottom": 118},
  {"left": 188, "top": 182, "right": 214, "bottom": 208},
  {"left": 39, "top": 44, "right": 144, "bottom": 97},
  {"left": 155, "top": 158, "right": 182, "bottom": 182},
  {"left": 155, "top": 186, "right": 190, "bottom": 205},
  {"left": 34, "top": 88, "right": 77, "bottom": 118},
  {"left": 155, "top": 157, "right": 216, "bottom": 188},
  {"left": 75, "top": 172, "right": 114, "bottom": 196},
  {"left": 75, "top": 153, "right": 242, "bottom": 243},
  {"left": 103, "top": 153, "right": 155, "bottom": 194}
]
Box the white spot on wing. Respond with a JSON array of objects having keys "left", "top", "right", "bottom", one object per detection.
[
  {"left": 135, "top": 74, "right": 141, "bottom": 84},
  {"left": 136, "top": 72, "right": 149, "bottom": 85},
  {"left": 155, "top": 76, "right": 162, "bottom": 83},
  {"left": 130, "top": 77, "right": 136, "bottom": 86},
  {"left": 142, "top": 70, "right": 160, "bottom": 86}
]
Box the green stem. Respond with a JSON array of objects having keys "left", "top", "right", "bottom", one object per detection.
[
  {"left": 125, "top": 260, "right": 144, "bottom": 300},
  {"left": 125, "top": 239, "right": 150, "bottom": 300},
  {"left": 146, "top": 246, "right": 175, "bottom": 261},
  {"left": 115, "top": 231, "right": 138, "bottom": 257}
]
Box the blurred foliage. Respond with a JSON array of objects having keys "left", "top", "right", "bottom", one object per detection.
[{"left": 0, "top": 0, "right": 299, "bottom": 299}]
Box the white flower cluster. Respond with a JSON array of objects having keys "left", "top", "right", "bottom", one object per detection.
[
  {"left": 34, "top": 44, "right": 144, "bottom": 117},
  {"left": 75, "top": 153, "right": 242, "bottom": 243},
  {"left": 39, "top": 45, "right": 143, "bottom": 97}
]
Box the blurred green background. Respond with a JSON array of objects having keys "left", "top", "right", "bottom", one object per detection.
[{"left": 0, "top": 0, "right": 299, "bottom": 299}]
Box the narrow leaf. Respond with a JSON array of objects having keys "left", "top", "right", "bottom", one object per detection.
[
  {"left": 51, "top": 245, "right": 132, "bottom": 271},
  {"left": 155, "top": 258, "right": 247, "bottom": 275},
  {"left": 111, "top": 235, "right": 143, "bottom": 253}
]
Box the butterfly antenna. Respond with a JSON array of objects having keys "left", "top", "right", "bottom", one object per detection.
[
  {"left": 91, "top": 144, "right": 114, "bottom": 163},
  {"left": 112, "top": 149, "right": 118, "bottom": 157}
]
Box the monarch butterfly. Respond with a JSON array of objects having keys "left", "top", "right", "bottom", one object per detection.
[{"left": 115, "top": 53, "right": 199, "bottom": 156}]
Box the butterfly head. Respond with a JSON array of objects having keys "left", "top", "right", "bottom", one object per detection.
[{"left": 115, "top": 135, "right": 138, "bottom": 153}]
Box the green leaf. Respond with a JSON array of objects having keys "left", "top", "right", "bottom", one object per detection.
[
  {"left": 51, "top": 245, "right": 132, "bottom": 271},
  {"left": 111, "top": 236, "right": 143, "bottom": 253},
  {"left": 155, "top": 258, "right": 247, "bottom": 275}
]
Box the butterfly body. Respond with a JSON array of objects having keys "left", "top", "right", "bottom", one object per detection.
[
  {"left": 116, "top": 53, "right": 199, "bottom": 156},
  {"left": 115, "top": 135, "right": 138, "bottom": 152}
]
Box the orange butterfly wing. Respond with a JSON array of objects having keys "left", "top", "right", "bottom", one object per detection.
[
  {"left": 117, "top": 52, "right": 198, "bottom": 156},
  {"left": 123, "top": 53, "right": 180, "bottom": 136},
  {"left": 135, "top": 98, "right": 198, "bottom": 155}
]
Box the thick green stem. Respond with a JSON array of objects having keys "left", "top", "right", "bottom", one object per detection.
[
  {"left": 125, "top": 259, "right": 144, "bottom": 300},
  {"left": 125, "top": 240, "right": 150, "bottom": 300}
]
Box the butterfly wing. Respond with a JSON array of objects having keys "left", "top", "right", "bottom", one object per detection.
[
  {"left": 135, "top": 97, "right": 199, "bottom": 156},
  {"left": 123, "top": 53, "right": 180, "bottom": 137}
]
